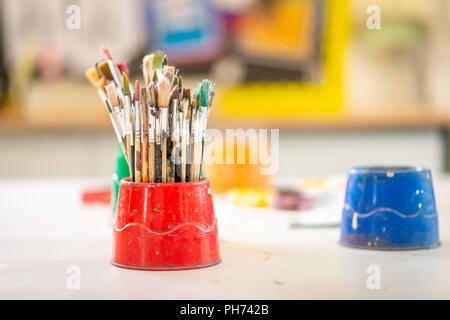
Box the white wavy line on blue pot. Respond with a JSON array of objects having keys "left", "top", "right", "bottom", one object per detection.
[
  {"left": 113, "top": 219, "right": 217, "bottom": 234},
  {"left": 343, "top": 203, "right": 431, "bottom": 218}
]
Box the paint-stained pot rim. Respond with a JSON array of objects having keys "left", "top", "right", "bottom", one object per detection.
[
  {"left": 120, "top": 177, "right": 210, "bottom": 188},
  {"left": 349, "top": 165, "right": 428, "bottom": 174},
  {"left": 111, "top": 259, "right": 221, "bottom": 271},
  {"left": 339, "top": 240, "right": 441, "bottom": 251}
]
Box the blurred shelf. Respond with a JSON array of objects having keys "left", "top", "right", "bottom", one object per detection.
[
  {"left": 0, "top": 109, "right": 111, "bottom": 133},
  {"left": 209, "top": 105, "right": 450, "bottom": 131},
  {"left": 2, "top": 80, "right": 449, "bottom": 133},
  {"left": 0, "top": 81, "right": 112, "bottom": 133}
]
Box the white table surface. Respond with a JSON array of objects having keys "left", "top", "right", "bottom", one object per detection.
[{"left": 1, "top": 176, "right": 450, "bottom": 300}]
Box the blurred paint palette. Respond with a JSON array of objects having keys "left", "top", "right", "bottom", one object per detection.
[{"left": 222, "top": 176, "right": 345, "bottom": 230}]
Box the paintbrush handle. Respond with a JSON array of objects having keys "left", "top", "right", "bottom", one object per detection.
[
  {"left": 161, "top": 136, "right": 167, "bottom": 183},
  {"left": 155, "top": 143, "right": 162, "bottom": 183},
  {"left": 175, "top": 146, "right": 181, "bottom": 183},
  {"left": 130, "top": 145, "right": 135, "bottom": 182},
  {"left": 200, "top": 138, "right": 205, "bottom": 179},
  {"left": 190, "top": 141, "right": 195, "bottom": 180},
  {"left": 195, "top": 141, "right": 202, "bottom": 181},
  {"left": 142, "top": 139, "right": 149, "bottom": 183},
  {"left": 167, "top": 136, "right": 177, "bottom": 183},
  {"left": 134, "top": 136, "right": 141, "bottom": 182},
  {"left": 126, "top": 135, "right": 132, "bottom": 176},
  {"left": 185, "top": 142, "right": 191, "bottom": 182},
  {"left": 149, "top": 142, "right": 155, "bottom": 183},
  {"left": 141, "top": 102, "right": 149, "bottom": 183},
  {"left": 181, "top": 142, "right": 186, "bottom": 183}
]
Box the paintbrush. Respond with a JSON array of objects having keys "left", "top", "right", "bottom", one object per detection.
[
  {"left": 175, "top": 89, "right": 184, "bottom": 182},
  {"left": 105, "top": 82, "right": 125, "bottom": 134},
  {"left": 168, "top": 86, "right": 179, "bottom": 183},
  {"left": 143, "top": 54, "right": 153, "bottom": 88},
  {"left": 85, "top": 67, "right": 107, "bottom": 99},
  {"left": 122, "top": 72, "right": 134, "bottom": 181},
  {"left": 189, "top": 91, "right": 197, "bottom": 181},
  {"left": 181, "top": 88, "right": 190, "bottom": 182},
  {"left": 97, "top": 60, "right": 116, "bottom": 86},
  {"left": 157, "top": 77, "right": 171, "bottom": 183},
  {"left": 148, "top": 82, "right": 157, "bottom": 183},
  {"left": 189, "top": 90, "right": 198, "bottom": 181},
  {"left": 105, "top": 100, "right": 128, "bottom": 166},
  {"left": 100, "top": 45, "right": 122, "bottom": 88},
  {"left": 141, "top": 87, "right": 149, "bottom": 183},
  {"left": 87, "top": 67, "right": 127, "bottom": 161},
  {"left": 195, "top": 97, "right": 203, "bottom": 181},
  {"left": 134, "top": 80, "right": 142, "bottom": 182},
  {"left": 198, "top": 80, "right": 214, "bottom": 179},
  {"left": 155, "top": 108, "right": 162, "bottom": 183},
  {"left": 86, "top": 68, "right": 127, "bottom": 160},
  {"left": 149, "top": 106, "right": 156, "bottom": 183},
  {"left": 163, "top": 66, "right": 177, "bottom": 182},
  {"left": 151, "top": 51, "right": 166, "bottom": 79}
]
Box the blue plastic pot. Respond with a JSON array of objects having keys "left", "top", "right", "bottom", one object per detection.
[{"left": 340, "top": 166, "right": 440, "bottom": 250}]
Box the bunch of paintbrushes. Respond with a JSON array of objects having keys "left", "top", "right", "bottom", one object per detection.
[{"left": 86, "top": 46, "right": 215, "bottom": 183}]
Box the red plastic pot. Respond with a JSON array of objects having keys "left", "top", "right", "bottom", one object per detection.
[{"left": 112, "top": 178, "right": 221, "bottom": 270}]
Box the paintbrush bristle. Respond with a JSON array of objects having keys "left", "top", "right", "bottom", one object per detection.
[
  {"left": 85, "top": 67, "right": 100, "bottom": 87},
  {"left": 98, "top": 61, "right": 114, "bottom": 82},
  {"left": 148, "top": 82, "right": 155, "bottom": 105},
  {"left": 199, "top": 79, "right": 212, "bottom": 107},
  {"left": 134, "top": 80, "right": 140, "bottom": 101},
  {"left": 183, "top": 88, "right": 190, "bottom": 101},
  {"left": 152, "top": 70, "right": 158, "bottom": 82},
  {"left": 152, "top": 51, "right": 165, "bottom": 71},
  {"left": 97, "top": 77, "right": 106, "bottom": 90},
  {"left": 208, "top": 89, "right": 216, "bottom": 108},
  {"left": 163, "top": 65, "right": 175, "bottom": 83},
  {"left": 143, "top": 54, "right": 153, "bottom": 84},
  {"left": 178, "top": 75, "right": 183, "bottom": 92},
  {"left": 100, "top": 45, "right": 113, "bottom": 60},
  {"left": 122, "top": 72, "right": 130, "bottom": 95},
  {"left": 157, "top": 77, "right": 171, "bottom": 108},
  {"left": 106, "top": 83, "right": 119, "bottom": 107}
]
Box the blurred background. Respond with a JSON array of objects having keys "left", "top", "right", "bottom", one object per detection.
[
  {"left": 0, "top": 0, "right": 449, "bottom": 185},
  {"left": 2, "top": 1, "right": 450, "bottom": 300}
]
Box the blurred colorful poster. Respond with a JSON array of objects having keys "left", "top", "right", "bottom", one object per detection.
[{"left": 143, "top": 0, "right": 225, "bottom": 65}]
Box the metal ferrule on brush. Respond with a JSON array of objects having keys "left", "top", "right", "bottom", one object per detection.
[
  {"left": 149, "top": 106, "right": 156, "bottom": 143},
  {"left": 123, "top": 95, "right": 132, "bottom": 137},
  {"left": 134, "top": 101, "right": 141, "bottom": 139}
]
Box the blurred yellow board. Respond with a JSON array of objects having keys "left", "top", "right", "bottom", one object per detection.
[{"left": 221, "top": 0, "right": 350, "bottom": 119}]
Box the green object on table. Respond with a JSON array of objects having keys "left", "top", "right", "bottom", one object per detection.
[{"left": 112, "top": 144, "right": 130, "bottom": 214}]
